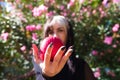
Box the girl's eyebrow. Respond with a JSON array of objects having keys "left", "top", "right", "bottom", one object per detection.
[{"left": 57, "top": 27, "right": 64, "bottom": 29}]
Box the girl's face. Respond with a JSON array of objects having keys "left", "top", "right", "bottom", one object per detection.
[{"left": 47, "top": 22, "right": 67, "bottom": 45}]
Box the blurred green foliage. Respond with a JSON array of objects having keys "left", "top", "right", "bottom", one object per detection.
[{"left": 0, "top": 0, "right": 120, "bottom": 80}]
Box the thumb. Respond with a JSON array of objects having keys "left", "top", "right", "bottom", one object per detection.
[{"left": 32, "top": 44, "right": 40, "bottom": 64}]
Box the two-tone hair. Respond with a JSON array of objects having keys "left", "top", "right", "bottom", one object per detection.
[{"left": 42, "top": 15, "right": 74, "bottom": 51}]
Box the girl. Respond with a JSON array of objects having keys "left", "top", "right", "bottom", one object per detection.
[{"left": 32, "top": 15, "right": 97, "bottom": 80}]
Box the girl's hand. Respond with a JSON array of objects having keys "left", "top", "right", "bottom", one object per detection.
[{"left": 32, "top": 43, "right": 73, "bottom": 77}]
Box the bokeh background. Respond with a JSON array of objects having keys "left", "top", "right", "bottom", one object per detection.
[{"left": 0, "top": 0, "right": 120, "bottom": 80}]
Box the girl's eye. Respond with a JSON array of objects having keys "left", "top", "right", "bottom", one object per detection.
[{"left": 58, "top": 29, "right": 64, "bottom": 32}]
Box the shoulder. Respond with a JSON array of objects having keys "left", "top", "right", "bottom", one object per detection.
[
  {"left": 68, "top": 56, "right": 87, "bottom": 71},
  {"left": 70, "top": 56, "right": 92, "bottom": 71},
  {"left": 73, "top": 56, "right": 87, "bottom": 65},
  {"left": 73, "top": 57, "right": 97, "bottom": 80}
]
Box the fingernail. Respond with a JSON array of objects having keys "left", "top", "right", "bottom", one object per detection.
[
  {"left": 49, "top": 42, "right": 53, "bottom": 47},
  {"left": 69, "top": 49, "right": 73, "bottom": 53},
  {"left": 69, "top": 46, "right": 73, "bottom": 49},
  {"left": 61, "top": 46, "right": 66, "bottom": 51}
]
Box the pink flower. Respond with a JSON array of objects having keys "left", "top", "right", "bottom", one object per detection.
[
  {"left": 46, "top": 11, "right": 54, "bottom": 18},
  {"left": 96, "top": 67, "right": 101, "bottom": 72},
  {"left": 60, "top": 12, "right": 67, "bottom": 17},
  {"left": 105, "top": 68, "right": 116, "bottom": 77},
  {"left": 83, "top": 8, "right": 87, "bottom": 12},
  {"left": 94, "top": 71, "right": 101, "bottom": 78},
  {"left": 60, "top": 5, "right": 65, "bottom": 10},
  {"left": 102, "top": 0, "right": 108, "bottom": 6},
  {"left": 26, "top": 24, "right": 42, "bottom": 31},
  {"left": 16, "top": 11, "right": 26, "bottom": 22},
  {"left": 15, "top": 0, "right": 21, "bottom": 4},
  {"left": 49, "top": 0, "right": 55, "bottom": 4},
  {"left": 112, "top": 24, "right": 119, "bottom": 32},
  {"left": 112, "top": 44, "right": 117, "bottom": 48},
  {"left": 104, "top": 36, "right": 113, "bottom": 45},
  {"left": 32, "top": 7, "right": 42, "bottom": 17},
  {"left": 63, "top": 12, "right": 67, "bottom": 17},
  {"left": 38, "top": 5, "right": 48, "bottom": 13},
  {"left": 91, "top": 50, "right": 98, "bottom": 56},
  {"left": 0, "top": 32, "right": 9, "bottom": 41},
  {"left": 26, "top": 25, "right": 36, "bottom": 31},
  {"left": 20, "top": 45, "right": 26, "bottom": 51},
  {"left": 92, "top": 10, "right": 96, "bottom": 15},
  {"left": 26, "top": 4, "right": 33, "bottom": 10},
  {"left": 79, "top": 0, "right": 84, "bottom": 4},
  {"left": 72, "top": 13, "right": 76, "bottom": 17},
  {"left": 36, "top": 24, "right": 42, "bottom": 30},
  {"left": 94, "top": 67, "right": 101, "bottom": 78},
  {"left": 113, "top": 0, "right": 120, "bottom": 4},
  {"left": 32, "top": 5, "right": 48, "bottom": 17},
  {"left": 99, "top": 7, "right": 106, "bottom": 17},
  {"left": 32, "top": 33, "right": 38, "bottom": 41},
  {"left": 67, "top": 0, "right": 75, "bottom": 9}
]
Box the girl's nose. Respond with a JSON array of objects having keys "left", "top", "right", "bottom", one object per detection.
[
  {"left": 53, "top": 33, "right": 59, "bottom": 38},
  {"left": 53, "top": 33, "right": 57, "bottom": 37}
]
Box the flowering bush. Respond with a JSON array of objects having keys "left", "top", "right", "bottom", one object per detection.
[{"left": 0, "top": 0, "right": 120, "bottom": 80}]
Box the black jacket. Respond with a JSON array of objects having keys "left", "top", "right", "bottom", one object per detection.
[{"left": 34, "top": 55, "right": 97, "bottom": 80}]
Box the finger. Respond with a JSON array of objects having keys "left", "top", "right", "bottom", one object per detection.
[
  {"left": 32, "top": 44, "right": 40, "bottom": 63},
  {"left": 52, "top": 46, "right": 66, "bottom": 66},
  {"left": 58, "top": 49, "right": 73, "bottom": 71},
  {"left": 44, "top": 42, "right": 53, "bottom": 66}
]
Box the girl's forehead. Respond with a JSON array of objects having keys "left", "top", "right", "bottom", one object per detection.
[{"left": 50, "top": 21, "right": 66, "bottom": 28}]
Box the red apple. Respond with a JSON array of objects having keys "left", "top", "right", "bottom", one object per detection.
[{"left": 40, "top": 36, "right": 64, "bottom": 61}]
